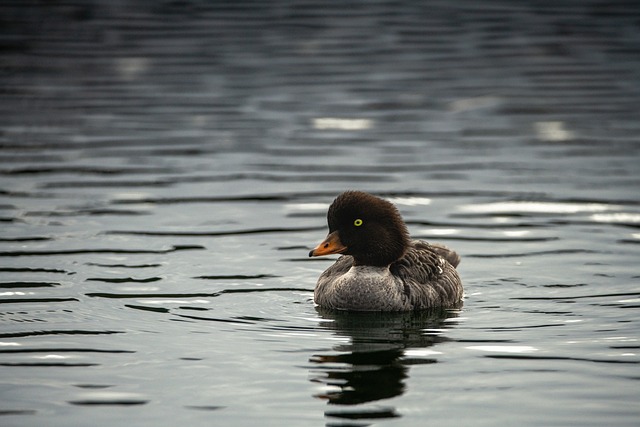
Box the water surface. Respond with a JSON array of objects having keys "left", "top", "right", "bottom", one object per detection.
[{"left": 1, "top": 1, "right": 640, "bottom": 426}]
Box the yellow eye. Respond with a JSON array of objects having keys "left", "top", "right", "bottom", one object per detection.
[{"left": 354, "top": 218, "right": 363, "bottom": 227}]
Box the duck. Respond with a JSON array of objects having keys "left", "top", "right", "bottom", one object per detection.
[{"left": 309, "top": 191, "right": 463, "bottom": 311}]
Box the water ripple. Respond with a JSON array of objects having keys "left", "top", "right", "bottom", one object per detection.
[
  {"left": 467, "top": 249, "right": 598, "bottom": 258},
  {"left": 0, "top": 282, "right": 61, "bottom": 288},
  {"left": 0, "top": 245, "right": 204, "bottom": 257},
  {"left": 1, "top": 1, "right": 639, "bottom": 425},
  {"left": 459, "top": 200, "right": 622, "bottom": 214},
  {"left": 68, "top": 394, "right": 149, "bottom": 406},
  {"left": 0, "top": 362, "right": 99, "bottom": 367},
  {"left": 324, "top": 406, "right": 401, "bottom": 420},
  {"left": 485, "top": 354, "right": 639, "bottom": 365},
  {"left": 0, "top": 410, "right": 37, "bottom": 416},
  {"left": 0, "top": 297, "right": 79, "bottom": 304},
  {"left": 511, "top": 291, "right": 640, "bottom": 301},
  {"left": 193, "top": 274, "right": 279, "bottom": 280},
  {"left": 105, "top": 227, "right": 324, "bottom": 237},
  {"left": 86, "top": 277, "right": 162, "bottom": 284},
  {"left": 0, "top": 267, "right": 73, "bottom": 274},
  {"left": 0, "top": 348, "right": 134, "bottom": 354},
  {"left": 0, "top": 330, "right": 123, "bottom": 339}
]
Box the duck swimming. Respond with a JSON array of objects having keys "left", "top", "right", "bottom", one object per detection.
[{"left": 309, "top": 191, "right": 463, "bottom": 311}]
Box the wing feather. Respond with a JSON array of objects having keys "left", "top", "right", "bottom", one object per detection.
[{"left": 390, "top": 240, "right": 463, "bottom": 309}]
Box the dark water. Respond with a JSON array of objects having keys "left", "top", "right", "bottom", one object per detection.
[{"left": 2, "top": 1, "right": 640, "bottom": 426}]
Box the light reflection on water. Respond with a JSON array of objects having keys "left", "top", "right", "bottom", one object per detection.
[
  {"left": 459, "top": 201, "right": 619, "bottom": 214},
  {"left": 1, "top": 0, "right": 640, "bottom": 426}
]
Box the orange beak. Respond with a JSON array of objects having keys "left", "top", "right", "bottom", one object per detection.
[{"left": 309, "top": 231, "right": 347, "bottom": 257}]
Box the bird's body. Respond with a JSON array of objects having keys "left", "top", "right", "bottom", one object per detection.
[{"left": 309, "top": 191, "right": 463, "bottom": 311}]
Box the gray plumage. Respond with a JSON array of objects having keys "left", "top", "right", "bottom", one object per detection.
[
  {"left": 310, "top": 191, "right": 463, "bottom": 311},
  {"left": 314, "top": 240, "right": 463, "bottom": 311}
]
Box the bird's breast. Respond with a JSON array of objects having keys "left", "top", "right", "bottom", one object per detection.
[{"left": 316, "top": 265, "right": 410, "bottom": 311}]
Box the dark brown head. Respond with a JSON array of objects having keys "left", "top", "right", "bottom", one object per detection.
[{"left": 309, "top": 191, "right": 410, "bottom": 266}]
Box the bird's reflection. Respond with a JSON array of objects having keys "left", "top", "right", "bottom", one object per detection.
[
  {"left": 311, "top": 306, "right": 461, "bottom": 421},
  {"left": 311, "top": 348, "right": 408, "bottom": 405}
]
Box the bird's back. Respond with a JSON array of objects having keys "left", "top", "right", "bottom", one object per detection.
[{"left": 390, "top": 240, "right": 463, "bottom": 309}]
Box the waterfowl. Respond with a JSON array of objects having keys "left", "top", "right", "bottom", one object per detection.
[{"left": 309, "top": 191, "right": 463, "bottom": 311}]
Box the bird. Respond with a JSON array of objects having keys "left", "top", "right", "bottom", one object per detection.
[{"left": 308, "top": 191, "right": 463, "bottom": 311}]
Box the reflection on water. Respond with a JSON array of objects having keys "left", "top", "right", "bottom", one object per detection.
[
  {"left": 313, "top": 348, "right": 408, "bottom": 405},
  {"left": 311, "top": 308, "right": 458, "bottom": 420},
  {"left": 312, "top": 118, "right": 374, "bottom": 131}
]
